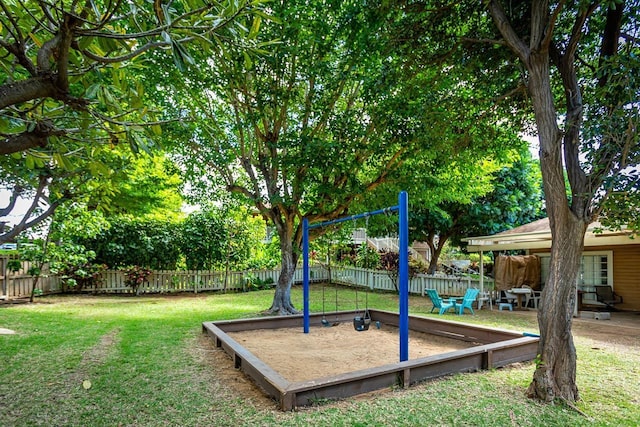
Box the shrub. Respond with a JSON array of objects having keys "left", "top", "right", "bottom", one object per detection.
[
  {"left": 83, "top": 217, "right": 181, "bottom": 269},
  {"left": 123, "top": 265, "right": 152, "bottom": 294},
  {"left": 355, "top": 245, "right": 380, "bottom": 269},
  {"left": 58, "top": 262, "right": 107, "bottom": 291},
  {"left": 244, "top": 273, "right": 275, "bottom": 291}
]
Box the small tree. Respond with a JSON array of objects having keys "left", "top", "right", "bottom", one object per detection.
[
  {"left": 18, "top": 238, "right": 101, "bottom": 300},
  {"left": 379, "top": 250, "right": 426, "bottom": 293},
  {"left": 355, "top": 245, "right": 381, "bottom": 270},
  {"left": 57, "top": 261, "right": 107, "bottom": 293}
]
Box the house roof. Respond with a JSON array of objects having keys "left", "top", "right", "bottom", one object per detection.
[{"left": 464, "top": 218, "right": 638, "bottom": 252}]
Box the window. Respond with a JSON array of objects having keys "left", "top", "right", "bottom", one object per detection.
[{"left": 538, "top": 251, "right": 613, "bottom": 305}]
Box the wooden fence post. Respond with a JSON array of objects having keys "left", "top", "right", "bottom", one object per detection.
[{"left": 0, "top": 257, "right": 7, "bottom": 300}]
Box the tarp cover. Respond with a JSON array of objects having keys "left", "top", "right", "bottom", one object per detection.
[{"left": 494, "top": 255, "right": 541, "bottom": 291}]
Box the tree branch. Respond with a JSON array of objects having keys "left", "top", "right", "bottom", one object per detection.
[
  {"left": 0, "top": 197, "right": 65, "bottom": 243},
  {"left": 0, "top": 175, "right": 51, "bottom": 242},
  {"left": 564, "top": 3, "right": 597, "bottom": 63},
  {"left": 486, "top": 0, "right": 530, "bottom": 64},
  {"left": 0, "top": 120, "right": 66, "bottom": 155},
  {"left": 80, "top": 40, "right": 169, "bottom": 63},
  {"left": 539, "top": 1, "right": 565, "bottom": 52},
  {"left": 0, "top": 184, "right": 24, "bottom": 216},
  {"left": 37, "top": 33, "right": 62, "bottom": 73},
  {"left": 460, "top": 37, "right": 506, "bottom": 46},
  {"left": 75, "top": 3, "right": 215, "bottom": 39},
  {"left": 0, "top": 76, "right": 58, "bottom": 110}
]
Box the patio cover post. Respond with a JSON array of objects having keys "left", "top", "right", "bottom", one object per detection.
[{"left": 479, "top": 250, "right": 484, "bottom": 294}]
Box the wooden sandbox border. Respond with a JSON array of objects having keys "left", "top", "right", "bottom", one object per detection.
[{"left": 202, "top": 310, "right": 539, "bottom": 410}]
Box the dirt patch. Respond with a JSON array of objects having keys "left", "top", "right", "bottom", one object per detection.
[
  {"left": 572, "top": 314, "right": 640, "bottom": 352},
  {"left": 81, "top": 329, "right": 120, "bottom": 364},
  {"left": 227, "top": 322, "right": 477, "bottom": 382},
  {"left": 66, "top": 329, "right": 121, "bottom": 388},
  {"left": 192, "top": 334, "right": 277, "bottom": 408}
]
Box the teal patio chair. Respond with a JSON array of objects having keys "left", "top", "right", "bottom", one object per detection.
[
  {"left": 457, "top": 288, "right": 480, "bottom": 315},
  {"left": 426, "top": 289, "right": 456, "bottom": 315}
]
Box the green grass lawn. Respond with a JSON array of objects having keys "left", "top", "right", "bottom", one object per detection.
[{"left": 1, "top": 286, "right": 638, "bottom": 426}]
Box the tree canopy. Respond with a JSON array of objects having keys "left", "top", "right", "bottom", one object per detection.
[
  {"left": 414, "top": 150, "right": 543, "bottom": 273},
  {"left": 0, "top": 0, "right": 266, "bottom": 241},
  {"left": 162, "top": 0, "right": 527, "bottom": 314},
  {"left": 0, "top": 0, "right": 263, "bottom": 155}
]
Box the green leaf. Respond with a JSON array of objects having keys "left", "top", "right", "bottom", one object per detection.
[
  {"left": 88, "top": 161, "right": 110, "bottom": 176},
  {"left": 53, "top": 153, "right": 75, "bottom": 170},
  {"left": 78, "top": 36, "right": 93, "bottom": 50},
  {"left": 84, "top": 83, "right": 100, "bottom": 99},
  {"left": 248, "top": 16, "right": 261, "bottom": 39},
  {"left": 161, "top": 3, "right": 173, "bottom": 25},
  {"left": 29, "top": 32, "right": 43, "bottom": 48},
  {"left": 243, "top": 51, "right": 252, "bottom": 68},
  {"left": 171, "top": 40, "right": 195, "bottom": 72}
]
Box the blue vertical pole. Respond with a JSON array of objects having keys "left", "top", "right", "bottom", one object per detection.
[
  {"left": 398, "top": 191, "right": 409, "bottom": 362},
  {"left": 303, "top": 218, "right": 310, "bottom": 333}
]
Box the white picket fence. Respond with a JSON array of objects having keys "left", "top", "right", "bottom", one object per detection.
[
  {"left": 0, "top": 256, "right": 61, "bottom": 300},
  {"left": 328, "top": 266, "right": 487, "bottom": 297},
  {"left": 1, "top": 257, "right": 492, "bottom": 299}
]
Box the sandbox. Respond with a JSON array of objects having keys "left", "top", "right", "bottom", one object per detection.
[{"left": 202, "top": 310, "right": 538, "bottom": 410}]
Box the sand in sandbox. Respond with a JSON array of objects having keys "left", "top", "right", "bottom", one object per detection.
[{"left": 227, "top": 322, "right": 479, "bottom": 382}]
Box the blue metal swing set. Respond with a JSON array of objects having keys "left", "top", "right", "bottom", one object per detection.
[{"left": 302, "top": 191, "right": 410, "bottom": 362}]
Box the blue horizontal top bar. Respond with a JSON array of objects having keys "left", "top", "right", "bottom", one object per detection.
[{"left": 307, "top": 205, "right": 399, "bottom": 230}]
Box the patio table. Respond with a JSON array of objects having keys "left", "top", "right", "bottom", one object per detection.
[{"left": 509, "top": 288, "right": 532, "bottom": 310}]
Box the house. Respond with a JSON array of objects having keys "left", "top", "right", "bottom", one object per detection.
[
  {"left": 463, "top": 218, "right": 640, "bottom": 311},
  {"left": 352, "top": 228, "right": 431, "bottom": 262}
]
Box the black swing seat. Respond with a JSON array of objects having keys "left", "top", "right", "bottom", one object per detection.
[
  {"left": 353, "top": 288, "right": 371, "bottom": 331},
  {"left": 353, "top": 314, "right": 370, "bottom": 331},
  {"left": 353, "top": 309, "right": 371, "bottom": 331},
  {"left": 594, "top": 286, "right": 623, "bottom": 310}
]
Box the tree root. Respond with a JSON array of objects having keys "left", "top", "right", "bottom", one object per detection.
[
  {"left": 558, "top": 397, "right": 591, "bottom": 420},
  {"left": 266, "top": 303, "right": 300, "bottom": 316}
]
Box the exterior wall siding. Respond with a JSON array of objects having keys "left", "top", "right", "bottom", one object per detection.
[{"left": 609, "top": 245, "right": 640, "bottom": 311}]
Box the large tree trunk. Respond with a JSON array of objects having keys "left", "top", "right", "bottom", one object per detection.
[
  {"left": 426, "top": 250, "right": 439, "bottom": 275},
  {"left": 525, "top": 47, "right": 587, "bottom": 403},
  {"left": 425, "top": 232, "right": 449, "bottom": 275},
  {"left": 268, "top": 232, "right": 300, "bottom": 315},
  {"left": 487, "top": 0, "right": 626, "bottom": 404},
  {"left": 527, "top": 214, "right": 586, "bottom": 402}
]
